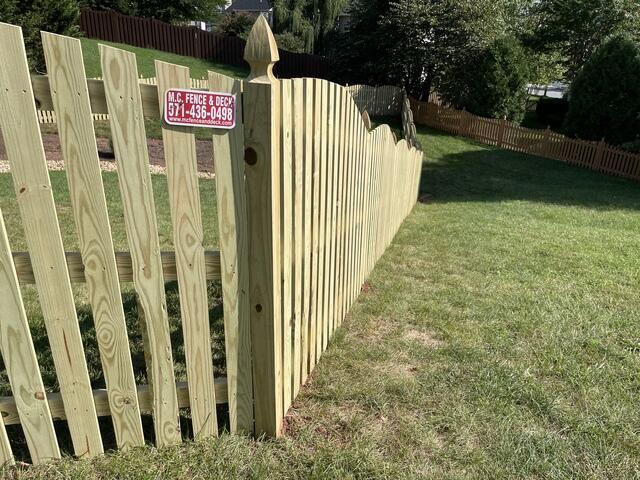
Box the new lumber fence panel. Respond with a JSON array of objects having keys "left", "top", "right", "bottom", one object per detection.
[{"left": 0, "top": 17, "right": 422, "bottom": 464}]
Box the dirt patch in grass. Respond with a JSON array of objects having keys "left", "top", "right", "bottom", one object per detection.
[{"left": 405, "top": 328, "right": 443, "bottom": 348}]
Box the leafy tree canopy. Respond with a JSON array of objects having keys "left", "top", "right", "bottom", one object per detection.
[
  {"left": 564, "top": 34, "right": 640, "bottom": 145},
  {"left": 1, "top": 0, "right": 80, "bottom": 72},
  {"left": 78, "top": 0, "right": 227, "bottom": 24},
  {"left": 215, "top": 11, "right": 254, "bottom": 39},
  {"left": 331, "top": 0, "right": 507, "bottom": 97},
  {"left": 440, "top": 36, "right": 530, "bottom": 122},
  {"left": 272, "top": 0, "right": 349, "bottom": 53},
  {"left": 530, "top": 0, "right": 640, "bottom": 79}
]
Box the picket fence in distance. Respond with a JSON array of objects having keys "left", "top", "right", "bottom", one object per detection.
[
  {"left": 409, "top": 97, "right": 640, "bottom": 181},
  {"left": 0, "top": 17, "right": 422, "bottom": 465}
]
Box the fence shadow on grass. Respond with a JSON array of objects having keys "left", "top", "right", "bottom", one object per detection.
[{"left": 418, "top": 128, "right": 640, "bottom": 211}]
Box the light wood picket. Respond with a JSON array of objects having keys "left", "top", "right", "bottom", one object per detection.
[
  {"left": 301, "top": 78, "right": 313, "bottom": 384},
  {"left": 208, "top": 71, "right": 253, "bottom": 434},
  {"left": 41, "top": 32, "right": 145, "bottom": 451},
  {"left": 0, "top": 16, "right": 422, "bottom": 459},
  {"left": 0, "top": 209, "right": 59, "bottom": 464},
  {"left": 292, "top": 78, "right": 304, "bottom": 398},
  {"left": 0, "top": 22, "right": 103, "bottom": 458},
  {"left": 155, "top": 60, "right": 218, "bottom": 439},
  {"left": 100, "top": 44, "right": 181, "bottom": 447}
]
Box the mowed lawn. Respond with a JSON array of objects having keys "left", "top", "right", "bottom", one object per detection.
[
  {"left": 3, "top": 127, "right": 640, "bottom": 478},
  {"left": 79, "top": 37, "right": 248, "bottom": 79}
]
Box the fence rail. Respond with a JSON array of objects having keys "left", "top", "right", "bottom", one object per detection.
[
  {"left": 410, "top": 99, "right": 640, "bottom": 181},
  {"left": 79, "top": 9, "right": 329, "bottom": 79},
  {"left": 36, "top": 76, "right": 207, "bottom": 124},
  {"left": 0, "top": 17, "right": 422, "bottom": 465}
]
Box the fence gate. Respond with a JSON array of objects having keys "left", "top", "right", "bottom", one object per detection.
[{"left": 0, "top": 17, "right": 422, "bottom": 465}]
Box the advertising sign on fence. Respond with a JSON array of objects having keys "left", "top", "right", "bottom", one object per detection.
[{"left": 164, "top": 88, "right": 236, "bottom": 129}]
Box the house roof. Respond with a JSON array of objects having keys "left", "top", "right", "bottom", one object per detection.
[{"left": 226, "top": 0, "right": 272, "bottom": 12}]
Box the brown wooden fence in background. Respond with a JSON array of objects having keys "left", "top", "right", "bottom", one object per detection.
[
  {"left": 79, "top": 9, "right": 329, "bottom": 79},
  {"left": 409, "top": 98, "right": 640, "bottom": 182}
]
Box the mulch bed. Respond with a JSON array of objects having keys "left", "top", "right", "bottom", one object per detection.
[{"left": 0, "top": 133, "right": 215, "bottom": 177}]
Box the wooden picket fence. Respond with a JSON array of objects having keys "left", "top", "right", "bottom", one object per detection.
[
  {"left": 37, "top": 76, "right": 208, "bottom": 124},
  {"left": 0, "top": 17, "right": 422, "bottom": 465},
  {"left": 410, "top": 98, "right": 640, "bottom": 181},
  {"left": 345, "top": 84, "right": 404, "bottom": 117}
]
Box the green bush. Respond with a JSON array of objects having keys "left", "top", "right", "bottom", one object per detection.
[
  {"left": 441, "top": 37, "right": 530, "bottom": 122},
  {"left": 1, "top": 0, "right": 80, "bottom": 72},
  {"left": 564, "top": 35, "right": 640, "bottom": 145},
  {"left": 274, "top": 32, "right": 305, "bottom": 53},
  {"left": 215, "top": 12, "right": 254, "bottom": 39},
  {"left": 620, "top": 139, "right": 640, "bottom": 153},
  {"left": 535, "top": 97, "right": 569, "bottom": 128}
]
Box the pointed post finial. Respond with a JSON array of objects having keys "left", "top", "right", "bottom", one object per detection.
[{"left": 244, "top": 16, "right": 279, "bottom": 82}]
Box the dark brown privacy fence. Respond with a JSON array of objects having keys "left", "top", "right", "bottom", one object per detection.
[
  {"left": 79, "top": 9, "right": 329, "bottom": 79},
  {"left": 410, "top": 98, "right": 640, "bottom": 182}
]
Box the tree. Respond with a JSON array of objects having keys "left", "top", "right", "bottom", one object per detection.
[
  {"left": 564, "top": 35, "right": 640, "bottom": 145},
  {"left": 440, "top": 37, "right": 530, "bottom": 122},
  {"left": 2, "top": 0, "right": 80, "bottom": 72},
  {"left": 531, "top": 0, "right": 640, "bottom": 79},
  {"left": 215, "top": 12, "right": 254, "bottom": 39},
  {"left": 275, "top": 32, "right": 306, "bottom": 53},
  {"left": 78, "top": 0, "right": 227, "bottom": 24},
  {"left": 272, "top": 0, "right": 349, "bottom": 53},
  {"left": 332, "top": 0, "right": 504, "bottom": 98},
  {"left": 273, "top": 0, "right": 315, "bottom": 52}
]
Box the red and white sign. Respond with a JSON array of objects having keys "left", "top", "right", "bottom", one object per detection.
[{"left": 164, "top": 88, "right": 236, "bottom": 129}]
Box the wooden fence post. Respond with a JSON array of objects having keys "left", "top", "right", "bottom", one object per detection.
[{"left": 242, "top": 16, "right": 283, "bottom": 437}]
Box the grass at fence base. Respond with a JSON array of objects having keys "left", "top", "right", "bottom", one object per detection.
[{"left": 3, "top": 127, "right": 640, "bottom": 477}]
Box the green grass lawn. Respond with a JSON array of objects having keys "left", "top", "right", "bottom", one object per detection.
[
  {"left": 4, "top": 127, "right": 640, "bottom": 478},
  {"left": 79, "top": 38, "right": 248, "bottom": 79}
]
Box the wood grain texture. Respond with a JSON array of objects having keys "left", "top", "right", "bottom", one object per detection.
[
  {"left": 308, "top": 78, "right": 321, "bottom": 372},
  {"left": 292, "top": 78, "right": 304, "bottom": 397},
  {"left": 156, "top": 60, "right": 218, "bottom": 439},
  {"left": 208, "top": 71, "right": 253, "bottom": 434},
  {"left": 0, "top": 379, "right": 228, "bottom": 426},
  {"left": 13, "top": 250, "right": 221, "bottom": 284},
  {"left": 0, "top": 22, "right": 103, "bottom": 458},
  {"left": 243, "top": 15, "right": 283, "bottom": 437},
  {"left": 321, "top": 81, "right": 335, "bottom": 353},
  {"left": 32, "top": 75, "right": 160, "bottom": 118},
  {"left": 280, "top": 78, "right": 293, "bottom": 413},
  {"left": 0, "top": 209, "right": 59, "bottom": 464},
  {"left": 100, "top": 44, "right": 181, "bottom": 447},
  {"left": 41, "top": 32, "right": 145, "bottom": 451},
  {"left": 315, "top": 80, "right": 328, "bottom": 362},
  {"left": 327, "top": 84, "right": 342, "bottom": 342},
  {"left": 0, "top": 415, "right": 10, "bottom": 465},
  {"left": 301, "top": 78, "right": 313, "bottom": 383}
]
